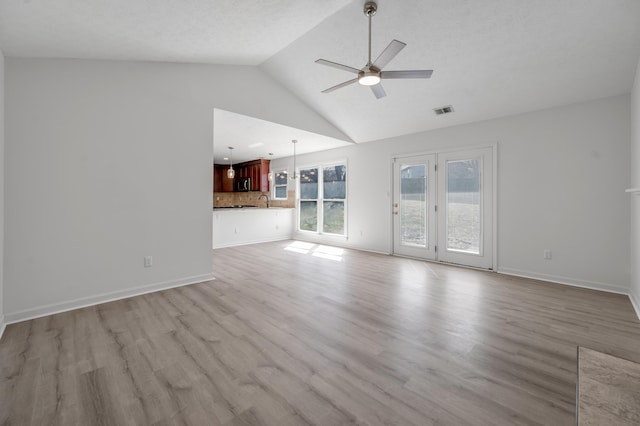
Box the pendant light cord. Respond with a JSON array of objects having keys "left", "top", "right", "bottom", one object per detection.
[{"left": 292, "top": 140, "right": 297, "bottom": 180}]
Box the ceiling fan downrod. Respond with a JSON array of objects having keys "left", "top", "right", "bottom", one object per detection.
[{"left": 364, "top": 1, "right": 377, "bottom": 67}]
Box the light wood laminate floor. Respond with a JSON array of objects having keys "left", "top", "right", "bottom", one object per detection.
[{"left": 1, "top": 240, "right": 639, "bottom": 425}]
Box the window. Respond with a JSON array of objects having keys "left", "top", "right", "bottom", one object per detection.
[
  {"left": 446, "top": 158, "right": 481, "bottom": 254},
  {"left": 272, "top": 170, "right": 288, "bottom": 200},
  {"left": 298, "top": 162, "right": 346, "bottom": 235}
]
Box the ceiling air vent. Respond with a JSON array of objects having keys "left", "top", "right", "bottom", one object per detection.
[{"left": 433, "top": 105, "right": 454, "bottom": 115}]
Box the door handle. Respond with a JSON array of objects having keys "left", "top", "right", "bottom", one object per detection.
[{"left": 393, "top": 211, "right": 398, "bottom": 215}]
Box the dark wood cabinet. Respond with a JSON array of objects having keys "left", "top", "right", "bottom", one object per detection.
[
  {"left": 213, "top": 164, "right": 236, "bottom": 192},
  {"left": 213, "top": 159, "right": 270, "bottom": 192},
  {"left": 237, "top": 159, "right": 270, "bottom": 192}
]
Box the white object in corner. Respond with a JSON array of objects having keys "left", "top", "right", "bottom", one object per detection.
[{"left": 625, "top": 188, "right": 640, "bottom": 194}]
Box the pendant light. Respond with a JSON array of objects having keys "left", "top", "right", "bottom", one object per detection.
[
  {"left": 290, "top": 140, "right": 298, "bottom": 180},
  {"left": 268, "top": 153, "right": 274, "bottom": 182},
  {"left": 227, "top": 147, "right": 235, "bottom": 179}
]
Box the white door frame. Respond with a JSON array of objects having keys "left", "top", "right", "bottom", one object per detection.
[
  {"left": 391, "top": 144, "right": 498, "bottom": 271},
  {"left": 392, "top": 154, "right": 437, "bottom": 260}
]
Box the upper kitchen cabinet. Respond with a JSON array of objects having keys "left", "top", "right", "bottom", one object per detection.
[
  {"left": 213, "top": 159, "right": 270, "bottom": 192},
  {"left": 237, "top": 159, "right": 270, "bottom": 192},
  {"left": 213, "top": 164, "right": 235, "bottom": 192}
]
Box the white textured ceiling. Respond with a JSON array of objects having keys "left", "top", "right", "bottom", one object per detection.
[
  {"left": 213, "top": 109, "right": 352, "bottom": 164},
  {"left": 0, "top": 0, "right": 351, "bottom": 65},
  {"left": 262, "top": 0, "right": 640, "bottom": 142},
  {"left": 1, "top": 0, "right": 639, "bottom": 145}
]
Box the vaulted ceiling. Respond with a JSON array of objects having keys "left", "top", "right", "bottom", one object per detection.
[{"left": 2, "top": 0, "right": 640, "bottom": 145}]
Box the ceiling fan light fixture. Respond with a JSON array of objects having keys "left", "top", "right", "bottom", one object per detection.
[{"left": 358, "top": 71, "right": 381, "bottom": 86}]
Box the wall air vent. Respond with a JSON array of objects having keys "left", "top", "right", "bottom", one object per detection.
[{"left": 433, "top": 105, "right": 455, "bottom": 115}]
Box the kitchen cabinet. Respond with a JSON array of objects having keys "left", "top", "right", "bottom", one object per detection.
[
  {"left": 214, "top": 159, "right": 270, "bottom": 192},
  {"left": 237, "top": 159, "right": 270, "bottom": 192},
  {"left": 213, "top": 164, "right": 235, "bottom": 192}
]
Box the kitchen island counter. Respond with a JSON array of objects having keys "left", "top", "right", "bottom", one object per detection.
[{"left": 212, "top": 207, "right": 294, "bottom": 248}]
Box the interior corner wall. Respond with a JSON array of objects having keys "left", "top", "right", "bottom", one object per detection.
[
  {"left": 4, "top": 58, "right": 347, "bottom": 322},
  {"left": 0, "top": 50, "right": 5, "bottom": 337},
  {"left": 284, "top": 95, "right": 631, "bottom": 294},
  {"left": 630, "top": 56, "right": 640, "bottom": 319}
]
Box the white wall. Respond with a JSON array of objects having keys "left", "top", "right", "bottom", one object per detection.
[
  {"left": 212, "top": 208, "right": 293, "bottom": 248},
  {"left": 273, "top": 95, "right": 631, "bottom": 292},
  {"left": 630, "top": 56, "right": 640, "bottom": 318},
  {"left": 0, "top": 50, "right": 5, "bottom": 336},
  {"left": 4, "top": 58, "right": 349, "bottom": 322}
]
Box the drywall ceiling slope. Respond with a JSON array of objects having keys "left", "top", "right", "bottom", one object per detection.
[
  {"left": 0, "top": 0, "right": 352, "bottom": 65},
  {"left": 261, "top": 0, "right": 640, "bottom": 142},
  {"left": 213, "top": 109, "right": 352, "bottom": 164}
]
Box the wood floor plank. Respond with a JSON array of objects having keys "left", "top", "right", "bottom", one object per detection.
[{"left": 1, "top": 240, "right": 639, "bottom": 425}]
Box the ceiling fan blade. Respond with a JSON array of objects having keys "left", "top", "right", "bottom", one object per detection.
[
  {"left": 372, "top": 40, "right": 406, "bottom": 70},
  {"left": 381, "top": 70, "right": 433, "bottom": 79},
  {"left": 315, "top": 59, "right": 361, "bottom": 74},
  {"left": 322, "top": 78, "right": 359, "bottom": 93},
  {"left": 370, "top": 84, "right": 386, "bottom": 99}
]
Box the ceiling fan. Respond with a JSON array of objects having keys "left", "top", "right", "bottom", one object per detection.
[{"left": 315, "top": 1, "right": 433, "bottom": 99}]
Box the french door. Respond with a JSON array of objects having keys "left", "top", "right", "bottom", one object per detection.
[
  {"left": 392, "top": 147, "right": 494, "bottom": 269},
  {"left": 393, "top": 155, "right": 438, "bottom": 261}
]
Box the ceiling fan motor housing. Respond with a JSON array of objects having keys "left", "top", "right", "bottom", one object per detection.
[{"left": 364, "top": 1, "right": 377, "bottom": 16}]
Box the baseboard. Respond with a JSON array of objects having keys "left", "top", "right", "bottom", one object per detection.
[
  {"left": 292, "top": 234, "right": 391, "bottom": 256},
  {"left": 629, "top": 290, "right": 640, "bottom": 321},
  {"left": 0, "top": 315, "right": 6, "bottom": 341},
  {"left": 4, "top": 273, "right": 215, "bottom": 325},
  {"left": 213, "top": 235, "right": 291, "bottom": 249},
  {"left": 497, "top": 267, "right": 629, "bottom": 295}
]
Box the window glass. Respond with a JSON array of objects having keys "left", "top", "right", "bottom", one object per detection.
[
  {"left": 446, "top": 159, "right": 481, "bottom": 254},
  {"left": 323, "top": 165, "right": 346, "bottom": 199},
  {"left": 400, "top": 164, "right": 427, "bottom": 247},
  {"left": 299, "top": 201, "right": 318, "bottom": 232},
  {"left": 273, "top": 171, "right": 288, "bottom": 200},
  {"left": 275, "top": 186, "right": 287, "bottom": 199},
  {"left": 275, "top": 171, "right": 288, "bottom": 185},
  {"left": 323, "top": 201, "right": 344, "bottom": 234},
  {"left": 300, "top": 168, "right": 318, "bottom": 199}
]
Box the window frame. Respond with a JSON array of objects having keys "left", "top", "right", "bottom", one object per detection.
[
  {"left": 271, "top": 169, "right": 289, "bottom": 200},
  {"left": 296, "top": 160, "right": 347, "bottom": 237}
]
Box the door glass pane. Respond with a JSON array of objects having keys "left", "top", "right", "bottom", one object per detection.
[
  {"left": 446, "top": 159, "right": 480, "bottom": 253},
  {"left": 400, "top": 164, "right": 427, "bottom": 247},
  {"left": 300, "top": 168, "right": 318, "bottom": 199},
  {"left": 323, "top": 201, "right": 344, "bottom": 234},
  {"left": 299, "top": 201, "right": 317, "bottom": 231}
]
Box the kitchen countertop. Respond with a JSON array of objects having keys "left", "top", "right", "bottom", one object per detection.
[{"left": 213, "top": 206, "right": 293, "bottom": 211}]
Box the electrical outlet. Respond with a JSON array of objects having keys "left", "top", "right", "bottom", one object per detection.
[
  {"left": 144, "top": 256, "right": 153, "bottom": 267},
  {"left": 543, "top": 250, "right": 552, "bottom": 260}
]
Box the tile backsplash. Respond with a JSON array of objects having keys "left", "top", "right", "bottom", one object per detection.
[{"left": 213, "top": 190, "right": 295, "bottom": 208}]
